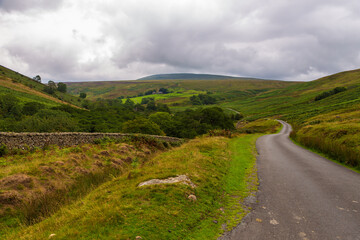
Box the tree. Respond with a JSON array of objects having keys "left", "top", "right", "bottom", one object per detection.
[
  {"left": 43, "top": 80, "right": 57, "bottom": 94},
  {"left": 141, "top": 97, "right": 154, "bottom": 105},
  {"left": 190, "top": 95, "right": 202, "bottom": 105},
  {"left": 146, "top": 100, "right": 157, "bottom": 111},
  {"left": 0, "top": 94, "right": 22, "bottom": 119},
  {"left": 144, "top": 89, "right": 155, "bottom": 95},
  {"left": 122, "top": 118, "right": 164, "bottom": 135},
  {"left": 57, "top": 82, "right": 67, "bottom": 93},
  {"left": 200, "top": 107, "right": 234, "bottom": 130},
  {"left": 48, "top": 80, "right": 57, "bottom": 89},
  {"left": 159, "top": 87, "right": 169, "bottom": 94},
  {"left": 80, "top": 92, "right": 87, "bottom": 99},
  {"left": 149, "top": 112, "right": 175, "bottom": 135},
  {"left": 157, "top": 103, "right": 170, "bottom": 113},
  {"left": 33, "top": 75, "right": 41, "bottom": 82},
  {"left": 124, "top": 98, "right": 135, "bottom": 108}
]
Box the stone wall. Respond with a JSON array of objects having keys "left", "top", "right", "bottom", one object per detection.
[{"left": 0, "top": 132, "right": 182, "bottom": 150}]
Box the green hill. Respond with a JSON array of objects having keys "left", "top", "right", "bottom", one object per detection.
[
  {"left": 222, "top": 68, "right": 360, "bottom": 170},
  {"left": 66, "top": 78, "right": 295, "bottom": 104},
  {"left": 0, "top": 65, "right": 82, "bottom": 108},
  {"left": 137, "top": 73, "right": 270, "bottom": 80},
  {"left": 222, "top": 68, "right": 360, "bottom": 122}
]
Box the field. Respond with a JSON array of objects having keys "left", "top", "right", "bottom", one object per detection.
[
  {"left": 66, "top": 79, "right": 295, "bottom": 101},
  {"left": 125, "top": 90, "right": 206, "bottom": 105}
]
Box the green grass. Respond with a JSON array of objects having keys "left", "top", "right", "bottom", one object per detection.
[
  {"left": 0, "top": 65, "right": 84, "bottom": 107},
  {"left": 2, "top": 134, "right": 261, "bottom": 240},
  {"left": 0, "top": 85, "right": 59, "bottom": 107},
  {"left": 128, "top": 90, "right": 206, "bottom": 104},
  {"left": 0, "top": 139, "right": 169, "bottom": 236},
  {"left": 290, "top": 136, "right": 360, "bottom": 174},
  {"left": 236, "top": 119, "right": 281, "bottom": 134},
  {"left": 66, "top": 79, "right": 294, "bottom": 101}
]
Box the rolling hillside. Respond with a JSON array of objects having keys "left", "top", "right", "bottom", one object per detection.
[
  {"left": 66, "top": 78, "right": 296, "bottom": 103},
  {"left": 0, "top": 65, "right": 82, "bottom": 108},
  {"left": 222, "top": 68, "right": 360, "bottom": 170},
  {"left": 222, "top": 68, "right": 360, "bottom": 122}
]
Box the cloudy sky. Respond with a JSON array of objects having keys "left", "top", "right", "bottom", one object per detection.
[{"left": 1, "top": 0, "right": 360, "bottom": 82}]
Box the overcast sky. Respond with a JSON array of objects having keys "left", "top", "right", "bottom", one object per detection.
[{"left": 1, "top": 0, "right": 360, "bottom": 82}]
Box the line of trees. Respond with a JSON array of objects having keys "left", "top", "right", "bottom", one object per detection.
[
  {"left": 43, "top": 81, "right": 67, "bottom": 94},
  {"left": 314, "top": 87, "right": 347, "bottom": 101},
  {"left": 190, "top": 93, "right": 217, "bottom": 105},
  {"left": 0, "top": 94, "right": 236, "bottom": 138}
]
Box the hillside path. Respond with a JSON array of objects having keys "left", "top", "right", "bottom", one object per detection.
[{"left": 221, "top": 120, "right": 360, "bottom": 240}]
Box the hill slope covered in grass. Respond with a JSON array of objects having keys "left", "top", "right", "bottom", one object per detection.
[
  {"left": 222, "top": 69, "right": 360, "bottom": 121},
  {"left": 66, "top": 78, "right": 295, "bottom": 103},
  {"left": 0, "top": 65, "right": 82, "bottom": 108},
  {"left": 223, "top": 69, "right": 360, "bottom": 170}
]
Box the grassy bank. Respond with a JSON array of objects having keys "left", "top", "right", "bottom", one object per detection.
[
  {"left": 0, "top": 137, "right": 171, "bottom": 236},
  {"left": 290, "top": 109, "right": 360, "bottom": 171},
  {"left": 236, "top": 119, "right": 281, "bottom": 134},
  {"left": 3, "top": 134, "right": 261, "bottom": 240}
]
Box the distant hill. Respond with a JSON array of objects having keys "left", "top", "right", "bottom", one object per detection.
[
  {"left": 138, "top": 73, "right": 269, "bottom": 81},
  {"left": 67, "top": 77, "right": 293, "bottom": 101}
]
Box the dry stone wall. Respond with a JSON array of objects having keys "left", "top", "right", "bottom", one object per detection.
[{"left": 0, "top": 132, "right": 182, "bottom": 150}]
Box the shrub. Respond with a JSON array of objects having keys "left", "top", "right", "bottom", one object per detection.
[
  {"left": 314, "top": 87, "right": 347, "bottom": 101},
  {"left": 0, "top": 144, "right": 8, "bottom": 157},
  {"left": 122, "top": 118, "right": 164, "bottom": 136}
]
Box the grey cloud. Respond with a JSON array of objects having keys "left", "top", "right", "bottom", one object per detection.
[
  {"left": 2, "top": 0, "right": 360, "bottom": 81},
  {"left": 5, "top": 40, "right": 78, "bottom": 81},
  {"left": 108, "top": 0, "right": 360, "bottom": 80},
  {"left": 0, "top": 0, "right": 63, "bottom": 12}
]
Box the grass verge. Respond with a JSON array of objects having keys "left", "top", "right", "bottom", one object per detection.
[
  {"left": 3, "top": 134, "right": 261, "bottom": 240},
  {"left": 0, "top": 138, "right": 169, "bottom": 236},
  {"left": 290, "top": 137, "right": 360, "bottom": 174}
]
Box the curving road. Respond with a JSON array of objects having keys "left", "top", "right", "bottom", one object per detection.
[{"left": 222, "top": 120, "right": 360, "bottom": 240}]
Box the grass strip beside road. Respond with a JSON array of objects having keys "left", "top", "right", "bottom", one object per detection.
[
  {"left": 5, "top": 135, "right": 261, "bottom": 240},
  {"left": 290, "top": 137, "right": 360, "bottom": 174}
]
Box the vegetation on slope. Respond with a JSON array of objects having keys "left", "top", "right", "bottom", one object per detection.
[
  {"left": 66, "top": 78, "right": 295, "bottom": 101},
  {"left": 2, "top": 133, "right": 262, "bottom": 240},
  {"left": 0, "top": 92, "right": 237, "bottom": 138},
  {"left": 0, "top": 136, "right": 174, "bottom": 236},
  {"left": 220, "top": 69, "right": 360, "bottom": 169},
  {"left": 0, "top": 65, "right": 83, "bottom": 108},
  {"left": 290, "top": 106, "right": 360, "bottom": 170}
]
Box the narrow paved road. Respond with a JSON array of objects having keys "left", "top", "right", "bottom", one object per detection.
[{"left": 222, "top": 121, "right": 360, "bottom": 240}]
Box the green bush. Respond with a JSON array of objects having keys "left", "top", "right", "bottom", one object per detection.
[
  {"left": 314, "top": 87, "right": 347, "bottom": 101},
  {"left": 0, "top": 144, "right": 8, "bottom": 157},
  {"left": 122, "top": 118, "right": 164, "bottom": 136}
]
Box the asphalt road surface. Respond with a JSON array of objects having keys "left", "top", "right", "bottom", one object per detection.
[{"left": 221, "top": 120, "right": 360, "bottom": 240}]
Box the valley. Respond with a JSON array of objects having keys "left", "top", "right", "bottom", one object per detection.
[{"left": 0, "top": 65, "right": 359, "bottom": 239}]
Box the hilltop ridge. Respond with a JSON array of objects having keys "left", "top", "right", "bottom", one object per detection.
[{"left": 137, "top": 73, "right": 273, "bottom": 81}]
